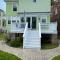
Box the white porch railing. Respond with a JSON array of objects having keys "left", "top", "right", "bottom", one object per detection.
[
  {"left": 39, "top": 23, "right": 41, "bottom": 38},
  {"left": 41, "top": 23, "right": 49, "bottom": 30},
  {"left": 40, "top": 22, "right": 57, "bottom": 34},
  {"left": 23, "top": 23, "right": 28, "bottom": 37},
  {"left": 23, "top": 23, "right": 28, "bottom": 48}
]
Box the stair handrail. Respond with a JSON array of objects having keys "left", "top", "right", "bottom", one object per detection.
[
  {"left": 39, "top": 23, "right": 41, "bottom": 38},
  {"left": 23, "top": 22, "right": 28, "bottom": 38}
]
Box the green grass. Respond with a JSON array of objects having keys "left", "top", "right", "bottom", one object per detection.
[
  {"left": 0, "top": 50, "right": 22, "bottom": 60},
  {"left": 52, "top": 55, "right": 60, "bottom": 60},
  {"left": 41, "top": 43, "right": 59, "bottom": 49},
  {"left": 0, "top": 33, "right": 5, "bottom": 40}
]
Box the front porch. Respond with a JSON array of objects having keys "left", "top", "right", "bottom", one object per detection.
[{"left": 0, "top": 16, "right": 57, "bottom": 49}]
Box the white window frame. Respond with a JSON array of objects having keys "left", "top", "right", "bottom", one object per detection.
[{"left": 41, "top": 16, "right": 47, "bottom": 23}]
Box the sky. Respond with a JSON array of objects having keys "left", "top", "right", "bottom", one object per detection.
[{"left": 0, "top": 0, "right": 6, "bottom": 12}]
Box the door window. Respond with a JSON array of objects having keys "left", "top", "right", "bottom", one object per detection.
[
  {"left": 32, "top": 17, "right": 36, "bottom": 29},
  {"left": 26, "top": 17, "right": 31, "bottom": 28}
]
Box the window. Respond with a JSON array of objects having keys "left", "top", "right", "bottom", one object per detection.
[
  {"left": 8, "top": 20, "right": 11, "bottom": 24},
  {"left": 2, "top": 19, "right": 6, "bottom": 26},
  {"left": 33, "top": 0, "right": 36, "bottom": 2},
  {"left": 21, "top": 17, "right": 25, "bottom": 22},
  {"left": 13, "top": 2, "right": 17, "bottom": 11},
  {"left": 42, "top": 18, "right": 46, "bottom": 23},
  {"left": 17, "top": 20, "right": 19, "bottom": 23},
  {"left": 12, "top": 20, "right": 16, "bottom": 23}
]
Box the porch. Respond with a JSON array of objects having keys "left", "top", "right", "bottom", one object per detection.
[{"left": 10, "top": 22, "right": 57, "bottom": 34}]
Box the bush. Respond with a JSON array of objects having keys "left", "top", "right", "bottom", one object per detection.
[
  {"left": 5, "top": 35, "right": 11, "bottom": 43},
  {"left": 9, "top": 37, "right": 23, "bottom": 47}
]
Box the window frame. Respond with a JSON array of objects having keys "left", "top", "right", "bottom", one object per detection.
[
  {"left": 41, "top": 16, "right": 47, "bottom": 23},
  {"left": 21, "top": 17, "right": 25, "bottom": 23},
  {"left": 8, "top": 20, "right": 11, "bottom": 24},
  {"left": 13, "top": 2, "right": 17, "bottom": 11}
]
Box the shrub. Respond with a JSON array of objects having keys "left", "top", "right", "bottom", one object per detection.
[
  {"left": 9, "top": 37, "right": 23, "bottom": 47},
  {"left": 5, "top": 35, "right": 11, "bottom": 43}
]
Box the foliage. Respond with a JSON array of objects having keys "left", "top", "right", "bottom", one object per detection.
[
  {"left": 0, "top": 33, "right": 6, "bottom": 40},
  {"left": 9, "top": 37, "right": 23, "bottom": 47},
  {"left": 52, "top": 55, "right": 60, "bottom": 60},
  {"left": 41, "top": 43, "right": 59, "bottom": 49}
]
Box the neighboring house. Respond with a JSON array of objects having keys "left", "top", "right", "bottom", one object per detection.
[
  {"left": 4, "top": 0, "right": 57, "bottom": 49},
  {"left": 0, "top": 9, "right": 6, "bottom": 32}
]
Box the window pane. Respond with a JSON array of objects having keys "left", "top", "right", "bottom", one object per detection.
[
  {"left": 21, "top": 17, "right": 25, "bottom": 22},
  {"left": 12, "top": 20, "right": 16, "bottom": 23},
  {"left": 42, "top": 19, "right": 46, "bottom": 23},
  {"left": 33, "top": 0, "right": 36, "bottom": 2},
  {"left": 3, "top": 20, "right": 6, "bottom": 26},
  {"left": 13, "top": 3, "right": 17, "bottom": 11},
  {"left": 8, "top": 20, "right": 11, "bottom": 24}
]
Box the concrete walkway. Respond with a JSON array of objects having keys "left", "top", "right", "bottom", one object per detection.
[{"left": 0, "top": 41, "right": 60, "bottom": 60}]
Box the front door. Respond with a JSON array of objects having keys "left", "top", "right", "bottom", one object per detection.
[
  {"left": 32, "top": 17, "right": 36, "bottom": 29},
  {"left": 26, "top": 17, "right": 31, "bottom": 28}
]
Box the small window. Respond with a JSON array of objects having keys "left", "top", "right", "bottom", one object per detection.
[
  {"left": 42, "top": 19, "right": 46, "bottom": 23},
  {"left": 2, "top": 20, "right": 6, "bottom": 26},
  {"left": 12, "top": 20, "right": 16, "bottom": 23},
  {"left": 13, "top": 3, "right": 17, "bottom": 11},
  {"left": 8, "top": 20, "right": 11, "bottom": 24},
  {"left": 21, "top": 17, "right": 25, "bottom": 22},
  {"left": 33, "top": 0, "right": 36, "bottom": 2},
  {"left": 17, "top": 20, "right": 19, "bottom": 23}
]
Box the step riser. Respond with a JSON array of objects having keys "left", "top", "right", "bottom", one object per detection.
[{"left": 24, "top": 46, "right": 41, "bottom": 48}]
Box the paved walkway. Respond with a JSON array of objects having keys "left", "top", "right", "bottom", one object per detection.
[{"left": 0, "top": 41, "right": 60, "bottom": 60}]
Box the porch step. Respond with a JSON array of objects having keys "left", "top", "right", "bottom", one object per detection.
[{"left": 23, "top": 30, "right": 41, "bottom": 48}]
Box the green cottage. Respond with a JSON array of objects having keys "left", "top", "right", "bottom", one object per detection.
[{"left": 4, "top": 0, "right": 57, "bottom": 49}]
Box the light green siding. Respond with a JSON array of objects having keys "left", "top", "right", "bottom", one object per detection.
[
  {"left": 6, "top": 2, "right": 17, "bottom": 16},
  {"left": 19, "top": 0, "right": 51, "bottom": 12}
]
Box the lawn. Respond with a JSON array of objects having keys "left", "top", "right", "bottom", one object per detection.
[
  {"left": 41, "top": 43, "right": 59, "bottom": 49},
  {"left": 0, "top": 50, "right": 22, "bottom": 60},
  {"left": 52, "top": 55, "right": 60, "bottom": 60}
]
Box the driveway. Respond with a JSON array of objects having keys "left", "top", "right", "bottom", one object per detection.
[{"left": 0, "top": 41, "right": 60, "bottom": 60}]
